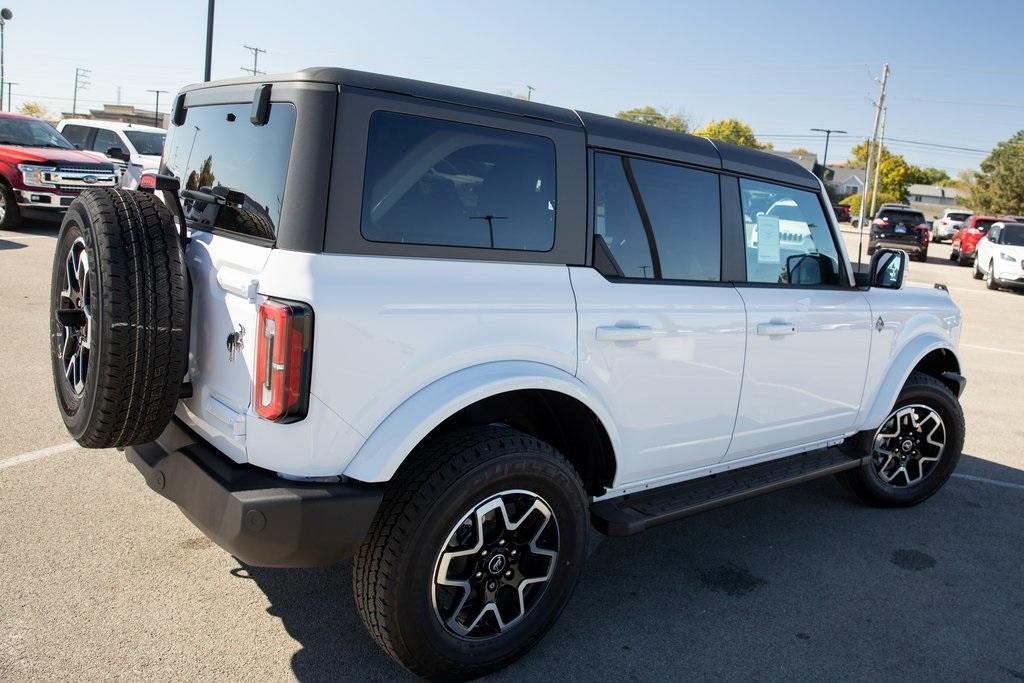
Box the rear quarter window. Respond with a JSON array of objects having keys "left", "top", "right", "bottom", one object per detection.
[
  {"left": 163, "top": 102, "right": 296, "bottom": 241},
  {"left": 360, "top": 111, "right": 556, "bottom": 252}
]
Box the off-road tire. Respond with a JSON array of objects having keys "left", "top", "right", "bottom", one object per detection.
[
  {"left": 840, "top": 372, "right": 964, "bottom": 507},
  {"left": 353, "top": 426, "right": 589, "bottom": 681},
  {"left": 49, "top": 188, "right": 188, "bottom": 448},
  {"left": 0, "top": 180, "right": 21, "bottom": 229}
]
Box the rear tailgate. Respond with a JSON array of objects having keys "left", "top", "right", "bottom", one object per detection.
[{"left": 162, "top": 97, "right": 299, "bottom": 462}]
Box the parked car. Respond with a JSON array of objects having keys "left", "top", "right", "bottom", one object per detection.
[
  {"left": 0, "top": 111, "right": 117, "bottom": 229},
  {"left": 56, "top": 119, "right": 166, "bottom": 189},
  {"left": 950, "top": 215, "right": 999, "bottom": 265},
  {"left": 932, "top": 208, "right": 973, "bottom": 243},
  {"left": 972, "top": 222, "right": 1024, "bottom": 290},
  {"left": 832, "top": 203, "right": 851, "bottom": 222},
  {"left": 868, "top": 206, "right": 931, "bottom": 261},
  {"left": 48, "top": 68, "right": 967, "bottom": 680}
]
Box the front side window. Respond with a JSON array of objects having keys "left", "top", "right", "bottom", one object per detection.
[
  {"left": 61, "top": 124, "right": 90, "bottom": 148},
  {"left": 594, "top": 152, "right": 721, "bottom": 281},
  {"left": 361, "top": 112, "right": 556, "bottom": 251},
  {"left": 741, "top": 178, "right": 841, "bottom": 286},
  {"left": 164, "top": 102, "right": 296, "bottom": 240},
  {"left": 91, "top": 128, "right": 122, "bottom": 155}
]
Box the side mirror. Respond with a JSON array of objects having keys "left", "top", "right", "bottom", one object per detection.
[
  {"left": 786, "top": 253, "right": 836, "bottom": 285},
  {"left": 106, "top": 146, "right": 130, "bottom": 161},
  {"left": 73, "top": 143, "right": 82, "bottom": 150},
  {"left": 868, "top": 248, "right": 907, "bottom": 289}
]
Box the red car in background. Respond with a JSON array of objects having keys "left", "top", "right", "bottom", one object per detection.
[
  {"left": 0, "top": 111, "right": 117, "bottom": 229},
  {"left": 951, "top": 215, "right": 1000, "bottom": 265}
]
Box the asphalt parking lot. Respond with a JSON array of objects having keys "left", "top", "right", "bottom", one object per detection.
[{"left": 2, "top": 219, "right": 1023, "bottom": 682}]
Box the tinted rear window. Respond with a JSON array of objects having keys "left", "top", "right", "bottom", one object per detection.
[
  {"left": 360, "top": 112, "right": 556, "bottom": 251},
  {"left": 879, "top": 210, "right": 925, "bottom": 224},
  {"left": 948, "top": 212, "right": 970, "bottom": 221},
  {"left": 164, "top": 103, "right": 295, "bottom": 240}
]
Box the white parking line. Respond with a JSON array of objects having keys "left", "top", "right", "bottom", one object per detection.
[
  {"left": 960, "top": 343, "right": 1024, "bottom": 357},
  {"left": 953, "top": 473, "right": 1024, "bottom": 491},
  {"left": 0, "top": 441, "right": 80, "bottom": 471}
]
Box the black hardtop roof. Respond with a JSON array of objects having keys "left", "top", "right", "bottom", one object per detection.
[{"left": 181, "top": 67, "right": 820, "bottom": 189}]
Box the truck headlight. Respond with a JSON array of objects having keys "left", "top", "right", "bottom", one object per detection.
[
  {"left": 999, "top": 252, "right": 1018, "bottom": 263},
  {"left": 18, "top": 164, "right": 56, "bottom": 188}
]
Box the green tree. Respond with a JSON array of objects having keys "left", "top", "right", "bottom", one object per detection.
[
  {"left": 876, "top": 155, "right": 915, "bottom": 200},
  {"left": 692, "top": 118, "right": 772, "bottom": 149},
  {"left": 615, "top": 106, "right": 689, "bottom": 133},
  {"left": 909, "top": 166, "right": 951, "bottom": 186},
  {"left": 964, "top": 131, "right": 1024, "bottom": 215},
  {"left": 17, "top": 101, "right": 50, "bottom": 120},
  {"left": 839, "top": 191, "right": 901, "bottom": 218},
  {"left": 789, "top": 147, "right": 814, "bottom": 156},
  {"left": 847, "top": 139, "right": 892, "bottom": 168}
]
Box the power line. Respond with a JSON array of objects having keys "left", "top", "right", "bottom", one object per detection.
[
  {"left": 810, "top": 127, "right": 848, "bottom": 173},
  {"left": 241, "top": 44, "right": 266, "bottom": 76},
  {"left": 146, "top": 89, "right": 168, "bottom": 127}
]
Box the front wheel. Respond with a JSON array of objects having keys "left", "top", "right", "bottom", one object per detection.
[
  {"left": 354, "top": 426, "right": 589, "bottom": 681},
  {"left": 840, "top": 372, "right": 964, "bottom": 507},
  {"left": 973, "top": 258, "right": 984, "bottom": 279},
  {"left": 986, "top": 261, "right": 1000, "bottom": 290},
  {"left": 0, "top": 181, "right": 22, "bottom": 229}
]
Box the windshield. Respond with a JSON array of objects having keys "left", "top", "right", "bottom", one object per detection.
[
  {"left": 948, "top": 212, "right": 970, "bottom": 221},
  {"left": 0, "top": 117, "right": 74, "bottom": 149},
  {"left": 1002, "top": 225, "right": 1024, "bottom": 246},
  {"left": 124, "top": 130, "right": 166, "bottom": 156},
  {"left": 879, "top": 210, "right": 925, "bottom": 225}
]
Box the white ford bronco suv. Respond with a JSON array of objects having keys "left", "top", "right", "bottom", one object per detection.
[{"left": 49, "top": 68, "right": 966, "bottom": 680}]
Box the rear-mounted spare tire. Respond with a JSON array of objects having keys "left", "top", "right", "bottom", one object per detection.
[{"left": 50, "top": 188, "right": 189, "bottom": 448}]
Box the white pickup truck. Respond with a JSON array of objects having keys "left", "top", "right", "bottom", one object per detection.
[{"left": 49, "top": 68, "right": 966, "bottom": 681}]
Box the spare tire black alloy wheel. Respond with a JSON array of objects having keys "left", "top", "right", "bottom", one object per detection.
[
  {"left": 50, "top": 189, "right": 189, "bottom": 448},
  {"left": 56, "top": 237, "right": 93, "bottom": 395}
]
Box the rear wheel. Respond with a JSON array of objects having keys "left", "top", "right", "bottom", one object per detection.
[
  {"left": 0, "top": 181, "right": 22, "bottom": 229},
  {"left": 973, "top": 258, "right": 984, "bottom": 279},
  {"left": 354, "top": 426, "right": 589, "bottom": 681},
  {"left": 840, "top": 372, "right": 964, "bottom": 507}
]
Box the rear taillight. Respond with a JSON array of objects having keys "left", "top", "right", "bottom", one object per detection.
[
  {"left": 138, "top": 173, "right": 157, "bottom": 191},
  {"left": 917, "top": 224, "right": 931, "bottom": 242},
  {"left": 254, "top": 298, "right": 313, "bottom": 422}
]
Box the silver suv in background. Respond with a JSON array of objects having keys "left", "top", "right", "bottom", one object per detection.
[
  {"left": 933, "top": 208, "right": 973, "bottom": 243},
  {"left": 56, "top": 119, "right": 166, "bottom": 189}
]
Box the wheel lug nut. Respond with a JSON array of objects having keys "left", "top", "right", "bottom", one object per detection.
[
  {"left": 505, "top": 570, "right": 513, "bottom": 579},
  {"left": 498, "top": 539, "right": 506, "bottom": 546},
  {"left": 475, "top": 571, "right": 482, "bottom": 578},
  {"left": 488, "top": 581, "right": 496, "bottom": 591},
  {"left": 481, "top": 549, "right": 488, "bottom": 557}
]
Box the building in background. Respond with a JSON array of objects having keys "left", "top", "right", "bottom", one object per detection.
[
  {"left": 58, "top": 104, "right": 167, "bottom": 128},
  {"left": 772, "top": 150, "right": 822, "bottom": 177},
  {"left": 907, "top": 183, "right": 967, "bottom": 219},
  {"left": 826, "top": 167, "right": 866, "bottom": 199}
]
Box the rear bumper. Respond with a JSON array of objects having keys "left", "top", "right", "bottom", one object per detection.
[
  {"left": 126, "top": 418, "right": 383, "bottom": 567},
  {"left": 871, "top": 239, "right": 926, "bottom": 254}
]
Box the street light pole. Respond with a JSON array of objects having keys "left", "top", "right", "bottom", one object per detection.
[
  {"left": 526, "top": 85, "right": 535, "bottom": 102},
  {"left": 810, "top": 127, "right": 847, "bottom": 176},
  {"left": 0, "top": 9, "right": 13, "bottom": 112},
  {"left": 204, "top": 0, "right": 215, "bottom": 81},
  {"left": 147, "top": 89, "right": 168, "bottom": 127},
  {"left": 5, "top": 81, "right": 16, "bottom": 112}
]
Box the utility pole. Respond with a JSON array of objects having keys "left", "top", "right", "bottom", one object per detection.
[
  {"left": 856, "top": 62, "right": 890, "bottom": 270},
  {"left": 526, "top": 85, "right": 535, "bottom": 102},
  {"left": 147, "top": 89, "right": 168, "bottom": 127},
  {"left": 116, "top": 86, "right": 122, "bottom": 105},
  {"left": 1, "top": 9, "right": 13, "bottom": 112},
  {"left": 5, "top": 81, "right": 15, "bottom": 112},
  {"left": 868, "top": 106, "right": 888, "bottom": 218},
  {"left": 810, "top": 127, "right": 847, "bottom": 177},
  {"left": 204, "top": 0, "right": 215, "bottom": 81},
  {"left": 72, "top": 67, "right": 91, "bottom": 115},
  {"left": 241, "top": 44, "right": 266, "bottom": 76}
]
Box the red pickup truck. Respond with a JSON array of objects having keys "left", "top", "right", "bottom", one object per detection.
[{"left": 0, "top": 111, "right": 117, "bottom": 229}]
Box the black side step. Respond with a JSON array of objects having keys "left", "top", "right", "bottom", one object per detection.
[{"left": 592, "top": 447, "right": 867, "bottom": 536}]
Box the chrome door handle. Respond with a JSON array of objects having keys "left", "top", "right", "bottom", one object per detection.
[
  {"left": 756, "top": 322, "right": 797, "bottom": 337},
  {"left": 595, "top": 325, "right": 653, "bottom": 342}
]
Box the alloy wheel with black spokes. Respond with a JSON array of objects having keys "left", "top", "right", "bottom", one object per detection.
[
  {"left": 56, "top": 237, "right": 93, "bottom": 396},
  {"left": 432, "top": 489, "right": 559, "bottom": 639},
  {"left": 871, "top": 404, "right": 946, "bottom": 488},
  {"left": 841, "top": 371, "right": 965, "bottom": 507},
  {"left": 354, "top": 426, "right": 589, "bottom": 681}
]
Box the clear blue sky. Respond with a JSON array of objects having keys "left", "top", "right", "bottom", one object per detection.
[{"left": 7, "top": 0, "right": 1023, "bottom": 174}]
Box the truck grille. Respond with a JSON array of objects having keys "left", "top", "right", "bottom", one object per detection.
[{"left": 42, "top": 165, "right": 118, "bottom": 190}]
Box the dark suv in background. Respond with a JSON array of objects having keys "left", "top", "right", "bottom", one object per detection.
[{"left": 868, "top": 205, "right": 930, "bottom": 262}]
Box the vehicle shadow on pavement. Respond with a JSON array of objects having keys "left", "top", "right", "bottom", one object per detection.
[
  {"left": 244, "top": 454, "right": 1024, "bottom": 682},
  {"left": 0, "top": 238, "right": 27, "bottom": 250}
]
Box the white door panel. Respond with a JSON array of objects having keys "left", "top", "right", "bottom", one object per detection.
[
  {"left": 571, "top": 267, "right": 746, "bottom": 485},
  {"left": 726, "top": 287, "right": 872, "bottom": 460}
]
